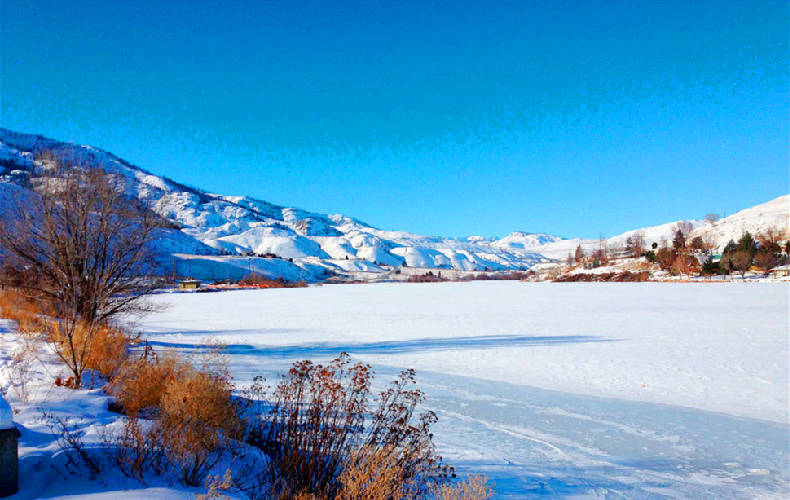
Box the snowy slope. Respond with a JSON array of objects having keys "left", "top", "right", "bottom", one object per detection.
[
  {"left": 519, "top": 219, "right": 706, "bottom": 260},
  {"left": 1, "top": 128, "right": 786, "bottom": 278},
  {"left": 0, "top": 129, "right": 548, "bottom": 277},
  {"left": 495, "top": 196, "right": 789, "bottom": 260},
  {"left": 689, "top": 194, "right": 789, "bottom": 251}
]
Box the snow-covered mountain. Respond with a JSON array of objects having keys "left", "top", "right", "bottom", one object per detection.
[
  {"left": 0, "top": 129, "right": 550, "bottom": 279},
  {"left": 497, "top": 197, "right": 788, "bottom": 260},
  {"left": 688, "top": 195, "right": 789, "bottom": 251},
  {"left": 1, "top": 128, "right": 786, "bottom": 280}
]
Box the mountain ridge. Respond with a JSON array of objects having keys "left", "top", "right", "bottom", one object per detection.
[{"left": 1, "top": 128, "right": 786, "bottom": 280}]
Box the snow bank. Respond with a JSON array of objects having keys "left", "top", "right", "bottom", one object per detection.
[{"left": 0, "top": 393, "right": 12, "bottom": 429}]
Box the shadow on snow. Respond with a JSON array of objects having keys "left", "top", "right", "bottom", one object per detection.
[{"left": 142, "top": 334, "right": 613, "bottom": 358}]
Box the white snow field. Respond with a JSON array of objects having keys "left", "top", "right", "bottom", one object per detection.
[{"left": 133, "top": 281, "right": 790, "bottom": 499}]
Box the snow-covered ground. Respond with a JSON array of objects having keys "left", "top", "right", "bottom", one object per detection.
[{"left": 128, "top": 281, "right": 790, "bottom": 498}]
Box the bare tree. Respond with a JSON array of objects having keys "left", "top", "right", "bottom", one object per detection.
[
  {"left": 0, "top": 154, "right": 160, "bottom": 387},
  {"left": 672, "top": 222, "right": 693, "bottom": 251},
  {"left": 597, "top": 235, "right": 609, "bottom": 265},
  {"left": 705, "top": 213, "right": 720, "bottom": 224},
  {"left": 754, "top": 250, "right": 778, "bottom": 272},
  {"left": 731, "top": 249, "right": 752, "bottom": 280},
  {"left": 655, "top": 247, "right": 674, "bottom": 271},
  {"left": 628, "top": 231, "right": 645, "bottom": 258},
  {"left": 701, "top": 234, "right": 717, "bottom": 256},
  {"left": 671, "top": 251, "right": 698, "bottom": 277},
  {"left": 689, "top": 236, "right": 706, "bottom": 251},
  {"left": 757, "top": 228, "right": 782, "bottom": 253},
  {"left": 675, "top": 221, "right": 694, "bottom": 235},
  {"left": 574, "top": 245, "right": 584, "bottom": 264}
]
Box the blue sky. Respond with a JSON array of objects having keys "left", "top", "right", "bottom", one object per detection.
[{"left": 1, "top": 0, "right": 787, "bottom": 238}]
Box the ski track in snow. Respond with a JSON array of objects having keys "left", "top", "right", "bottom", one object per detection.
[{"left": 133, "top": 281, "right": 790, "bottom": 498}]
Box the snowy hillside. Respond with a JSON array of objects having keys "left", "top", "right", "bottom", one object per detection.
[
  {"left": 1, "top": 128, "right": 786, "bottom": 280},
  {"left": 500, "top": 196, "right": 788, "bottom": 260},
  {"left": 0, "top": 129, "right": 549, "bottom": 279},
  {"left": 689, "top": 194, "right": 789, "bottom": 251}
]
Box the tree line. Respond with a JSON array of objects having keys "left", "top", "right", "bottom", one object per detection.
[{"left": 565, "top": 223, "right": 788, "bottom": 279}]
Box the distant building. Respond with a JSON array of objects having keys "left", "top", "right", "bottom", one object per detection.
[
  {"left": 178, "top": 279, "right": 201, "bottom": 290},
  {"left": 770, "top": 265, "right": 790, "bottom": 278}
]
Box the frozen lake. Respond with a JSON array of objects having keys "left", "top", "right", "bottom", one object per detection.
[{"left": 137, "top": 282, "right": 789, "bottom": 498}]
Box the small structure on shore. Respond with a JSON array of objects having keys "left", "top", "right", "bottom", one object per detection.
[
  {"left": 178, "top": 279, "right": 201, "bottom": 290},
  {"left": 769, "top": 265, "right": 790, "bottom": 278},
  {"left": 0, "top": 394, "right": 18, "bottom": 497}
]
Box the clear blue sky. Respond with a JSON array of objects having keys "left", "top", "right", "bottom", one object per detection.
[{"left": 1, "top": 0, "right": 787, "bottom": 238}]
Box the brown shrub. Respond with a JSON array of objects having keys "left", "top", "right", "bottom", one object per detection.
[
  {"left": 335, "top": 445, "right": 408, "bottom": 499},
  {"left": 1, "top": 289, "right": 134, "bottom": 385},
  {"left": 106, "top": 348, "right": 241, "bottom": 487},
  {"left": 554, "top": 271, "right": 649, "bottom": 282},
  {"left": 0, "top": 288, "right": 49, "bottom": 336},
  {"left": 196, "top": 470, "right": 235, "bottom": 500},
  {"left": 84, "top": 325, "right": 135, "bottom": 380},
  {"left": 111, "top": 350, "right": 182, "bottom": 415},
  {"left": 406, "top": 272, "right": 447, "bottom": 283},
  {"left": 247, "top": 353, "right": 453, "bottom": 498},
  {"left": 239, "top": 273, "right": 308, "bottom": 288},
  {"left": 103, "top": 416, "right": 167, "bottom": 484},
  {"left": 6, "top": 337, "right": 37, "bottom": 402},
  {"left": 159, "top": 363, "right": 242, "bottom": 486},
  {"left": 431, "top": 474, "right": 494, "bottom": 500}
]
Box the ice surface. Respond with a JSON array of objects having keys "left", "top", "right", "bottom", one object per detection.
[{"left": 133, "top": 281, "right": 790, "bottom": 498}]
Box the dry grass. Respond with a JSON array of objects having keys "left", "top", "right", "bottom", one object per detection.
[
  {"left": 159, "top": 362, "right": 242, "bottom": 486},
  {"left": 1, "top": 289, "right": 136, "bottom": 389},
  {"left": 107, "top": 346, "right": 241, "bottom": 487},
  {"left": 335, "top": 446, "right": 407, "bottom": 499},
  {"left": 103, "top": 416, "right": 167, "bottom": 484},
  {"left": 432, "top": 475, "right": 494, "bottom": 500},
  {"left": 111, "top": 350, "right": 182, "bottom": 415},
  {"left": 5, "top": 336, "right": 38, "bottom": 402},
  {"left": 84, "top": 325, "right": 135, "bottom": 380},
  {"left": 196, "top": 470, "right": 235, "bottom": 500},
  {"left": 0, "top": 288, "right": 50, "bottom": 336},
  {"left": 239, "top": 273, "right": 308, "bottom": 288}
]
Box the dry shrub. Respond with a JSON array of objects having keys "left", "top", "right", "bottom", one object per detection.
[
  {"left": 406, "top": 272, "right": 447, "bottom": 283},
  {"left": 248, "top": 353, "right": 453, "bottom": 498},
  {"left": 1, "top": 289, "right": 134, "bottom": 385},
  {"left": 111, "top": 349, "right": 182, "bottom": 415},
  {"left": 239, "top": 273, "right": 308, "bottom": 288},
  {"left": 84, "top": 325, "right": 135, "bottom": 380},
  {"left": 159, "top": 363, "right": 242, "bottom": 486},
  {"left": 107, "top": 348, "right": 241, "bottom": 487},
  {"left": 103, "top": 416, "right": 167, "bottom": 484},
  {"left": 431, "top": 475, "right": 494, "bottom": 500},
  {"left": 5, "top": 337, "right": 38, "bottom": 402},
  {"left": 335, "top": 446, "right": 494, "bottom": 499},
  {"left": 43, "top": 412, "right": 103, "bottom": 478},
  {"left": 554, "top": 271, "right": 650, "bottom": 282},
  {"left": 0, "top": 288, "right": 49, "bottom": 336},
  {"left": 196, "top": 470, "right": 235, "bottom": 500},
  {"left": 335, "top": 445, "right": 408, "bottom": 499},
  {"left": 12, "top": 341, "right": 36, "bottom": 397}
]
